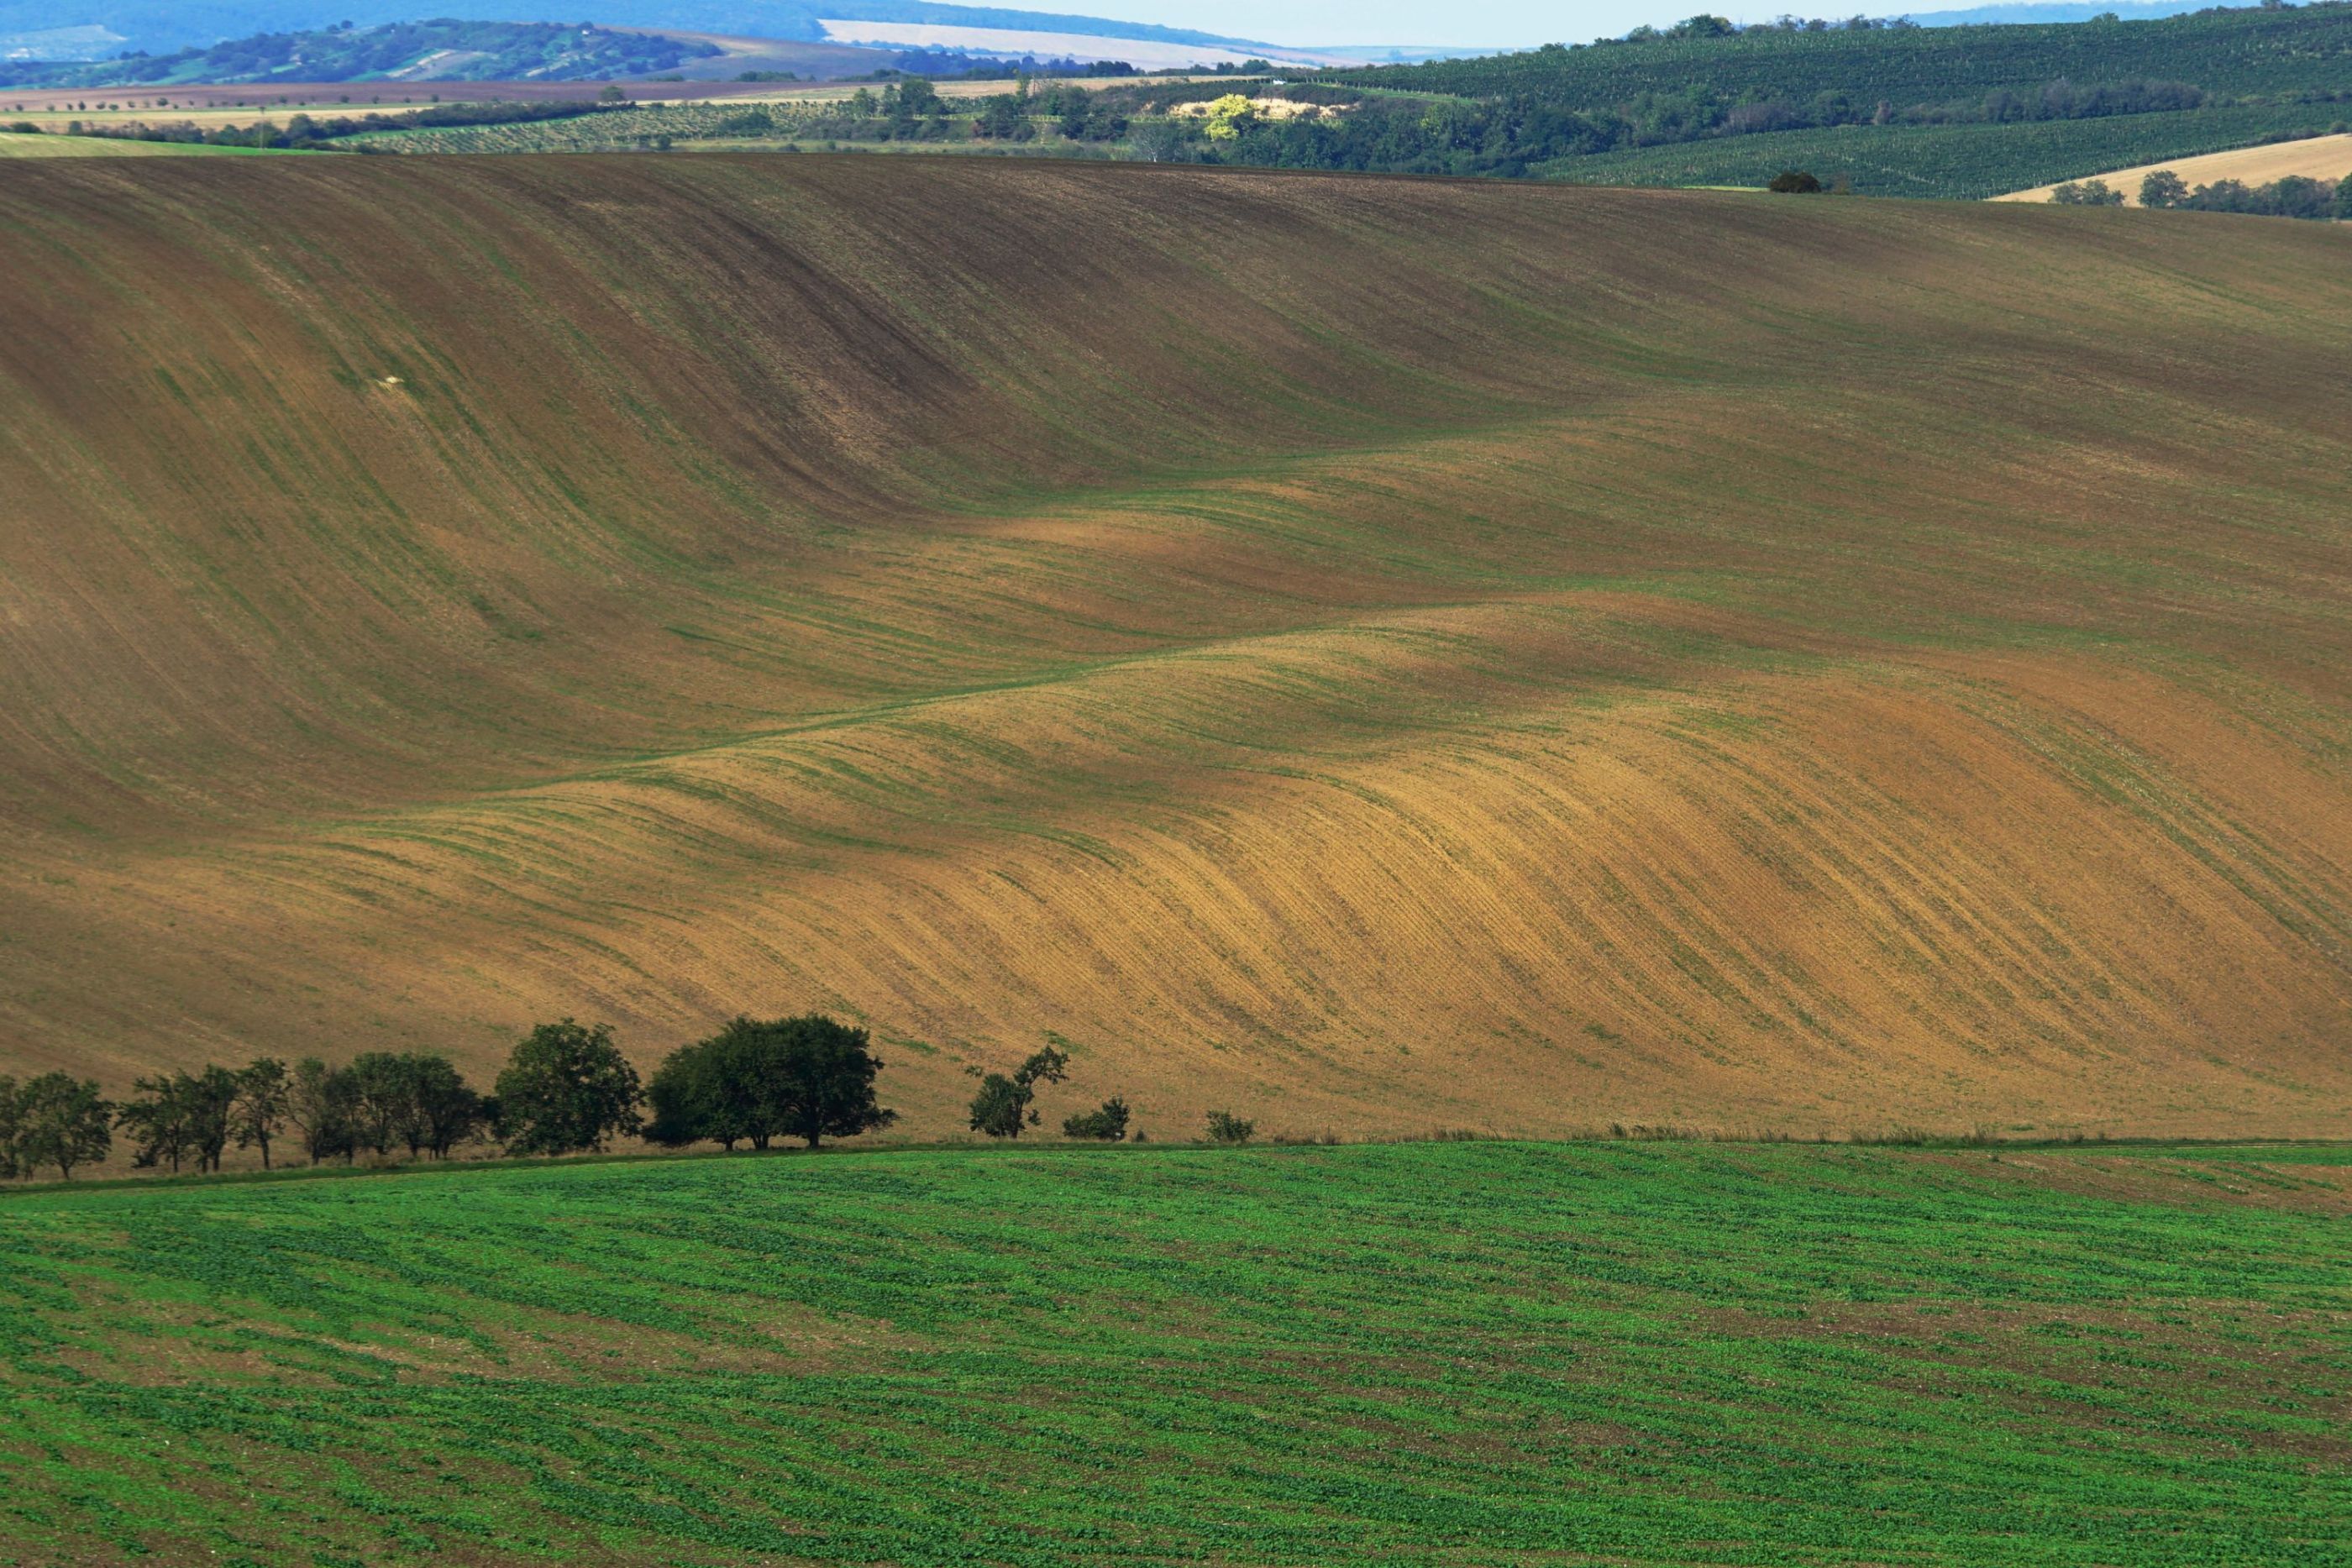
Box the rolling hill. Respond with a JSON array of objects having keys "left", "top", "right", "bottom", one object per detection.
[
  {"left": 1170, "top": 4, "right": 2352, "bottom": 190},
  {"left": 0, "top": 0, "right": 1280, "bottom": 64},
  {"left": 1, "top": 19, "right": 725, "bottom": 88},
  {"left": 1991, "top": 128, "right": 2352, "bottom": 199},
  {"left": 3, "top": 156, "right": 2350, "bottom": 1146}
]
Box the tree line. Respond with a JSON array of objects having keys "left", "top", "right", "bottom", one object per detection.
[
  {"left": 1, "top": 1013, "right": 1259, "bottom": 1181},
  {"left": 3, "top": 1019, "right": 678, "bottom": 1181},
  {"left": 2052, "top": 166, "right": 2352, "bottom": 216},
  {"left": 46, "top": 97, "right": 615, "bottom": 151}
]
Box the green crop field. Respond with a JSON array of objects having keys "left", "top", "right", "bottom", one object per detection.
[
  {"left": 1536, "top": 102, "right": 2346, "bottom": 197},
  {"left": 2, "top": 1141, "right": 2344, "bottom": 1565}
]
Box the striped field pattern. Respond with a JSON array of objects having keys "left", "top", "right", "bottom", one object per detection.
[{"left": 3, "top": 155, "right": 2349, "bottom": 1148}]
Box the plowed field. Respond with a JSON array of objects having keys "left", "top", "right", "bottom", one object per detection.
[{"left": 3, "top": 157, "right": 2349, "bottom": 1146}]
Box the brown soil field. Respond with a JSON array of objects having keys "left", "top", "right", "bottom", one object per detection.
[
  {"left": 3, "top": 157, "right": 2349, "bottom": 1155},
  {"left": 1993, "top": 132, "right": 2352, "bottom": 203}
]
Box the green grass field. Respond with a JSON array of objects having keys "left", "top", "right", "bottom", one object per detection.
[{"left": 3, "top": 1141, "right": 2344, "bottom": 1565}]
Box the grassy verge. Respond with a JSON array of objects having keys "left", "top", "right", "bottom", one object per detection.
[{"left": 1, "top": 1140, "right": 2343, "bottom": 1564}]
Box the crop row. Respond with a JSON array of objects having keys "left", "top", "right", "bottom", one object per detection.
[{"left": 0, "top": 1141, "right": 2344, "bottom": 1564}]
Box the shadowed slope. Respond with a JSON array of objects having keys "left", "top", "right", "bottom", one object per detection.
[{"left": 3, "top": 157, "right": 2349, "bottom": 1139}]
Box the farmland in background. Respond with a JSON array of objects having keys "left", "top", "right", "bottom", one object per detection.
[
  {"left": 0, "top": 128, "right": 297, "bottom": 155},
  {"left": 1, "top": 1140, "right": 2344, "bottom": 1562},
  {"left": 1168, "top": 4, "right": 2352, "bottom": 191},
  {"left": 1338, "top": 5, "right": 2352, "bottom": 102},
  {"left": 1992, "top": 128, "right": 2352, "bottom": 200},
  {"left": 1536, "top": 102, "right": 2347, "bottom": 197},
  {"left": 343, "top": 101, "right": 880, "bottom": 153}
]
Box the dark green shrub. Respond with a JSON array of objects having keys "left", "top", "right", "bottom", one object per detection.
[
  {"left": 969, "top": 1046, "right": 1069, "bottom": 1139},
  {"left": 1062, "top": 1097, "right": 1130, "bottom": 1141}
]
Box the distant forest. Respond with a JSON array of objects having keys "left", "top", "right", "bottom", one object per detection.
[{"left": 1148, "top": 3, "right": 2352, "bottom": 180}]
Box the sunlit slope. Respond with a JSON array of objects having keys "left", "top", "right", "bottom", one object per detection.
[{"left": 3, "top": 158, "right": 2349, "bottom": 1137}]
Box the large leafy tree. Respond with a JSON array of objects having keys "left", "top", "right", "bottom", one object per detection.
[
  {"left": 0, "top": 1076, "right": 20, "bottom": 1180},
  {"left": 705, "top": 1020, "right": 789, "bottom": 1150},
  {"left": 345, "top": 1053, "right": 415, "bottom": 1158},
  {"left": 494, "top": 1020, "right": 642, "bottom": 1156},
  {"left": 286, "top": 1057, "right": 359, "bottom": 1165},
  {"left": 117, "top": 1067, "right": 241, "bottom": 1174},
  {"left": 646, "top": 1015, "right": 895, "bottom": 1151},
  {"left": 404, "top": 1055, "right": 487, "bottom": 1159},
  {"left": 233, "top": 1058, "right": 290, "bottom": 1171},
  {"left": 645, "top": 1037, "right": 755, "bottom": 1150},
  {"left": 769, "top": 1015, "right": 895, "bottom": 1150},
  {"left": 115, "top": 1074, "right": 196, "bottom": 1173},
  {"left": 15, "top": 1073, "right": 113, "bottom": 1180}
]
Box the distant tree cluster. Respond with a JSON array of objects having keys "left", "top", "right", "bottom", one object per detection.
[
  {"left": 1, "top": 1010, "right": 890, "bottom": 1183},
  {"left": 66, "top": 97, "right": 615, "bottom": 151},
  {"left": 646, "top": 1015, "right": 894, "bottom": 1150},
  {"left": 8, "top": 1013, "right": 1283, "bottom": 1183},
  {"left": 2048, "top": 165, "right": 2352, "bottom": 213},
  {"left": 0, "top": 1073, "right": 114, "bottom": 1180},
  {"left": 2050, "top": 176, "right": 2128, "bottom": 202},
  {"left": 1619, "top": 13, "right": 1918, "bottom": 43},
  {"left": 118, "top": 1061, "right": 289, "bottom": 1172},
  {"left": 2138, "top": 164, "right": 2352, "bottom": 214},
  {"left": 963, "top": 1045, "right": 1161, "bottom": 1142},
  {"left": 284, "top": 1051, "right": 492, "bottom": 1164}
]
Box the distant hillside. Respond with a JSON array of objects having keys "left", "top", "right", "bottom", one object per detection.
[
  {"left": 0, "top": 19, "right": 722, "bottom": 87},
  {"left": 1330, "top": 4, "right": 2352, "bottom": 101},
  {"left": 0, "top": 0, "right": 1278, "bottom": 63},
  {"left": 1131, "top": 2, "right": 2352, "bottom": 189}
]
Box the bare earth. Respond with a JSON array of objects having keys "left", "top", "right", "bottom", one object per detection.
[
  {"left": 4, "top": 159, "right": 2351, "bottom": 1153},
  {"left": 1993, "top": 133, "right": 2352, "bottom": 204}
]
